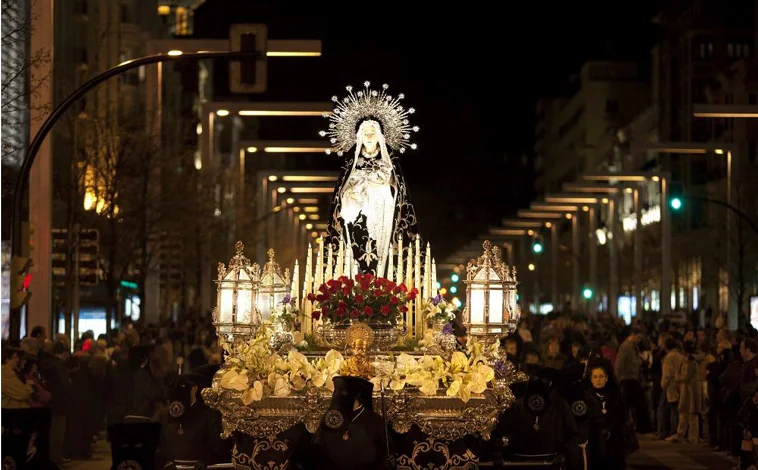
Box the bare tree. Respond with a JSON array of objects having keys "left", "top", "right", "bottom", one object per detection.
[{"left": 1, "top": 0, "right": 51, "bottom": 170}]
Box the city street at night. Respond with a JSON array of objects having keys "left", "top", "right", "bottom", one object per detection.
[{"left": 2, "top": 0, "right": 758, "bottom": 469}]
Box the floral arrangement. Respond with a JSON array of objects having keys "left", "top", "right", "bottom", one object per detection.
[
  {"left": 218, "top": 331, "right": 500, "bottom": 404},
  {"left": 306, "top": 274, "right": 418, "bottom": 325},
  {"left": 270, "top": 294, "right": 302, "bottom": 330},
  {"left": 422, "top": 294, "right": 458, "bottom": 324}
]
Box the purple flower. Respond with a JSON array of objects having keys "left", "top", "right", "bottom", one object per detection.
[
  {"left": 494, "top": 360, "right": 507, "bottom": 376},
  {"left": 430, "top": 294, "right": 443, "bottom": 306},
  {"left": 442, "top": 322, "right": 454, "bottom": 336},
  {"left": 281, "top": 294, "right": 292, "bottom": 305}
]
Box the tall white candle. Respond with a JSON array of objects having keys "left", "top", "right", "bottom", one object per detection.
[{"left": 326, "top": 243, "right": 333, "bottom": 282}]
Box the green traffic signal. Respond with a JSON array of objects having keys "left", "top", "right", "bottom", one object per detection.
[
  {"left": 532, "top": 242, "right": 543, "bottom": 254},
  {"left": 670, "top": 197, "right": 683, "bottom": 210},
  {"left": 449, "top": 286, "right": 458, "bottom": 294},
  {"left": 582, "top": 288, "right": 593, "bottom": 300},
  {"left": 450, "top": 273, "right": 460, "bottom": 283}
]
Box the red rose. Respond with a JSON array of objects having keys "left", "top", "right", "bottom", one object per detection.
[
  {"left": 318, "top": 284, "right": 328, "bottom": 293},
  {"left": 337, "top": 309, "right": 346, "bottom": 317},
  {"left": 396, "top": 284, "right": 408, "bottom": 293},
  {"left": 372, "top": 289, "right": 381, "bottom": 297},
  {"left": 355, "top": 294, "right": 364, "bottom": 303},
  {"left": 342, "top": 287, "right": 351, "bottom": 296},
  {"left": 399, "top": 306, "right": 408, "bottom": 313},
  {"left": 321, "top": 306, "right": 328, "bottom": 315},
  {"left": 345, "top": 279, "right": 355, "bottom": 289},
  {"left": 364, "top": 306, "right": 374, "bottom": 315},
  {"left": 338, "top": 275, "right": 349, "bottom": 284},
  {"left": 350, "top": 309, "right": 360, "bottom": 318},
  {"left": 390, "top": 296, "right": 399, "bottom": 305},
  {"left": 312, "top": 311, "right": 321, "bottom": 320},
  {"left": 338, "top": 301, "right": 347, "bottom": 310},
  {"left": 307, "top": 293, "right": 316, "bottom": 301},
  {"left": 315, "top": 294, "right": 325, "bottom": 302},
  {"left": 408, "top": 291, "right": 417, "bottom": 301},
  {"left": 411, "top": 287, "right": 419, "bottom": 296},
  {"left": 380, "top": 305, "right": 390, "bottom": 316},
  {"left": 364, "top": 274, "right": 374, "bottom": 283}
]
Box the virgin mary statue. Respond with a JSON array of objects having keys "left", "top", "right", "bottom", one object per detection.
[{"left": 320, "top": 82, "right": 420, "bottom": 277}]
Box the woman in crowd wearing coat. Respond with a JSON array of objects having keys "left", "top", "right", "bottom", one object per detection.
[{"left": 584, "top": 358, "right": 630, "bottom": 469}]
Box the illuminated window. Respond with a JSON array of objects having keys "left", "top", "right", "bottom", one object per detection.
[
  {"left": 157, "top": 5, "right": 170, "bottom": 15},
  {"left": 175, "top": 7, "right": 189, "bottom": 36}
]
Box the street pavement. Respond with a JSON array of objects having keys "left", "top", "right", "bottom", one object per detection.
[
  {"left": 70, "top": 434, "right": 737, "bottom": 469},
  {"left": 628, "top": 435, "right": 736, "bottom": 470}
]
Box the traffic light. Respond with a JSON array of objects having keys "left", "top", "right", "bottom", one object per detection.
[
  {"left": 10, "top": 256, "right": 32, "bottom": 309},
  {"left": 669, "top": 181, "right": 685, "bottom": 211},
  {"left": 582, "top": 288, "right": 593, "bottom": 300},
  {"left": 449, "top": 286, "right": 458, "bottom": 294},
  {"left": 532, "top": 241, "right": 543, "bottom": 254},
  {"left": 229, "top": 24, "right": 267, "bottom": 93},
  {"left": 450, "top": 273, "right": 460, "bottom": 283}
]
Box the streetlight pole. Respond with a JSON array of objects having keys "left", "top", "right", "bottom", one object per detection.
[
  {"left": 634, "top": 188, "right": 643, "bottom": 319},
  {"left": 8, "top": 50, "right": 263, "bottom": 340},
  {"left": 588, "top": 206, "right": 598, "bottom": 319}
]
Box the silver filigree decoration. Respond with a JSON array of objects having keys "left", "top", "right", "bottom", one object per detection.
[
  {"left": 116, "top": 460, "right": 141, "bottom": 470},
  {"left": 571, "top": 400, "right": 587, "bottom": 417},
  {"left": 169, "top": 401, "right": 185, "bottom": 418},
  {"left": 320, "top": 81, "right": 418, "bottom": 155},
  {"left": 527, "top": 394, "right": 546, "bottom": 413},
  {"left": 324, "top": 410, "right": 344, "bottom": 429}
]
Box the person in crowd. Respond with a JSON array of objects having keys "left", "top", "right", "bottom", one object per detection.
[
  {"left": 491, "top": 367, "right": 580, "bottom": 468},
  {"left": 559, "top": 344, "right": 597, "bottom": 469},
  {"left": 501, "top": 334, "right": 522, "bottom": 365},
  {"left": 2, "top": 347, "right": 33, "bottom": 409},
  {"left": 38, "top": 340, "right": 73, "bottom": 466},
  {"left": 544, "top": 337, "right": 567, "bottom": 370},
  {"left": 650, "top": 333, "right": 671, "bottom": 430},
  {"left": 158, "top": 373, "right": 227, "bottom": 466},
  {"left": 667, "top": 340, "right": 702, "bottom": 443},
  {"left": 585, "top": 358, "right": 633, "bottom": 469},
  {"left": 30, "top": 326, "right": 47, "bottom": 348},
  {"left": 616, "top": 328, "right": 652, "bottom": 433},
  {"left": 707, "top": 340, "right": 730, "bottom": 450},
  {"left": 658, "top": 338, "right": 683, "bottom": 439},
  {"left": 309, "top": 376, "right": 390, "bottom": 470}
]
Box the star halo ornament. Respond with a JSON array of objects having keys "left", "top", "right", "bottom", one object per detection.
[{"left": 319, "top": 81, "right": 419, "bottom": 156}]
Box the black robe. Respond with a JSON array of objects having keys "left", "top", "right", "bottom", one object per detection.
[
  {"left": 158, "top": 402, "right": 226, "bottom": 465},
  {"left": 309, "top": 407, "right": 389, "bottom": 470},
  {"left": 586, "top": 389, "right": 627, "bottom": 470},
  {"left": 490, "top": 393, "right": 580, "bottom": 466},
  {"left": 326, "top": 150, "right": 419, "bottom": 275}
]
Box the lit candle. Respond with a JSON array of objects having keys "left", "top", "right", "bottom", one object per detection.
[
  {"left": 326, "top": 243, "right": 333, "bottom": 282},
  {"left": 414, "top": 235, "right": 421, "bottom": 338},
  {"left": 303, "top": 244, "right": 313, "bottom": 334},
  {"left": 291, "top": 259, "right": 299, "bottom": 298},
  {"left": 396, "top": 236, "right": 404, "bottom": 288},
  {"left": 387, "top": 244, "right": 394, "bottom": 283},
  {"left": 335, "top": 241, "right": 344, "bottom": 279}
]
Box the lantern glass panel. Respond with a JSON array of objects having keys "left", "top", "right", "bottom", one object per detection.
[
  {"left": 236, "top": 285, "right": 253, "bottom": 324},
  {"left": 470, "top": 285, "right": 485, "bottom": 324},
  {"left": 219, "top": 284, "right": 234, "bottom": 335},
  {"left": 489, "top": 285, "right": 504, "bottom": 324}
]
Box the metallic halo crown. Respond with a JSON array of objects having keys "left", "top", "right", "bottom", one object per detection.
[{"left": 319, "top": 81, "right": 419, "bottom": 156}]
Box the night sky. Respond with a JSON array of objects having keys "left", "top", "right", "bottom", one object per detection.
[{"left": 193, "top": 1, "right": 659, "bottom": 258}]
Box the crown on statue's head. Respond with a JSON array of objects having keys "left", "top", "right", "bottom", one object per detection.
[{"left": 319, "top": 81, "right": 419, "bottom": 156}]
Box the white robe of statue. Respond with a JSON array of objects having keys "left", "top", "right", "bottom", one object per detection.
[{"left": 339, "top": 120, "right": 396, "bottom": 277}]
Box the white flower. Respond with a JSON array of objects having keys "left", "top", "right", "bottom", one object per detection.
[
  {"left": 220, "top": 369, "right": 249, "bottom": 391},
  {"left": 241, "top": 380, "right": 264, "bottom": 404}
]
